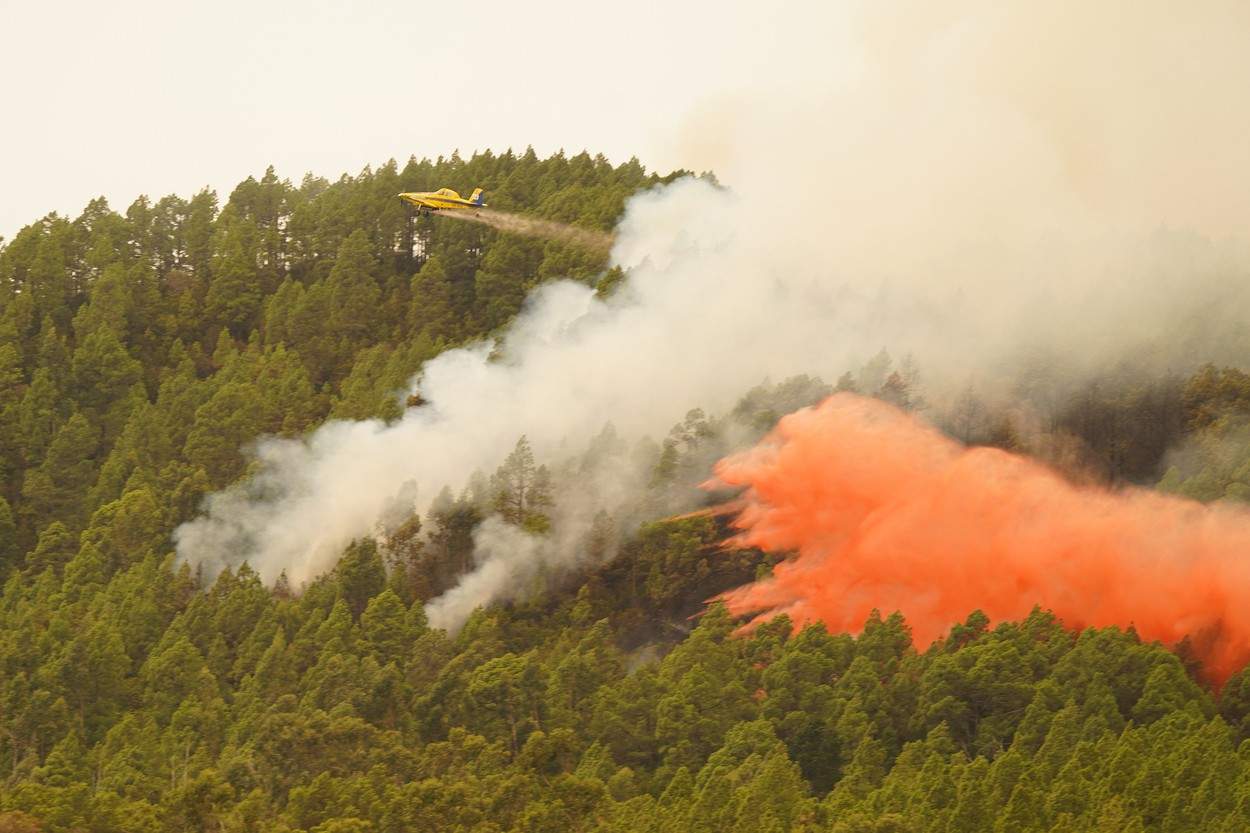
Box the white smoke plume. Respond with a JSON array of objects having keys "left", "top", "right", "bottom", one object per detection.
[
  {"left": 176, "top": 1, "right": 1250, "bottom": 630},
  {"left": 424, "top": 517, "right": 545, "bottom": 630},
  {"left": 424, "top": 422, "right": 656, "bottom": 631}
]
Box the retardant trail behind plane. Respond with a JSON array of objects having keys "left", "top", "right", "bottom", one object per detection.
[
  {"left": 442, "top": 207, "right": 614, "bottom": 254},
  {"left": 711, "top": 393, "right": 1250, "bottom": 686}
]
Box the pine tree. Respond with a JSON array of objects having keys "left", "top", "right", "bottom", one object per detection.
[
  {"left": 21, "top": 410, "right": 99, "bottom": 531},
  {"left": 70, "top": 326, "right": 143, "bottom": 441},
  {"left": 0, "top": 496, "right": 18, "bottom": 577},
  {"left": 17, "top": 366, "right": 65, "bottom": 466},
  {"left": 205, "top": 219, "right": 262, "bottom": 339},
  {"left": 408, "top": 254, "right": 458, "bottom": 341},
  {"left": 327, "top": 230, "right": 382, "bottom": 345},
  {"left": 360, "top": 589, "right": 411, "bottom": 667},
  {"left": 182, "top": 381, "right": 265, "bottom": 486},
  {"left": 493, "top": 436, "right": 539, "bottom": 525},
  {"left": 336, "top": 538, "right": 388, "bottom": 618}
]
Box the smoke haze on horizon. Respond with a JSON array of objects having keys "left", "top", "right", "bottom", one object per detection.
[{"left": 174, "top": 1, "right": 1250, "bottom": 630}]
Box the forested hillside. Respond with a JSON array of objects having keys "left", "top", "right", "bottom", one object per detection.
[
  {"left": 0, "top": 148, "right": 669, "bottom": 562},
  {"left": 2, "top": 148, "right": 1250, "bottom": 833}
]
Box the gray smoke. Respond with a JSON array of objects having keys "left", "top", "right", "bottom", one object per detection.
[{"left": 176, "top": 1, "right": 1250, "bottom": 631}]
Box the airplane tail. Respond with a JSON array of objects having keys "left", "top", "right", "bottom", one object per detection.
[{"left": 469, "top": 188, "right": 486, "bottom": 206}]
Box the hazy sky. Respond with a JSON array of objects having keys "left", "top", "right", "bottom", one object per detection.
[{"left": 0, "top": 0, "right": 834, "bottom": 239}]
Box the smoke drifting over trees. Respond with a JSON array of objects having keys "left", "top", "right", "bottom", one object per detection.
[
  {"left": 179, "top": 2, "right": 1250, "bottom": 629},
  {"left": 4, "top": 3, "right": 1250, "bottom": 830}
]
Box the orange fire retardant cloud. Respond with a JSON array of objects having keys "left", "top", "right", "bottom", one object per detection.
[{"left": 712, "top": 393, "right": 1250, "bottom": 685}]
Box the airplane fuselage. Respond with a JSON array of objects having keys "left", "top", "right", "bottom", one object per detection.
[{"left": 398, "top": 188, "right": 486, "bottom": 213}]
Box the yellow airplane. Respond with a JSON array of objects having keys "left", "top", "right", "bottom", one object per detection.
[{"left": 398, "top": 187, "right": 487, "bottom": 216}]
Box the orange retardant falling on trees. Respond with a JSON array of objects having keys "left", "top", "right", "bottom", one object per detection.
[{"left": 710, "top": 393, "right": 1250, "bottom": 686}]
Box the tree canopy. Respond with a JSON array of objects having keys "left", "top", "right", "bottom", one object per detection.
[{"left": 0, "top": 149, "right": 1248, "bottom": 832}]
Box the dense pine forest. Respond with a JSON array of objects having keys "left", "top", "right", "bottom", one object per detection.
[{"left": 2, "top": 148, "right": 1250, "bottom": 833}]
